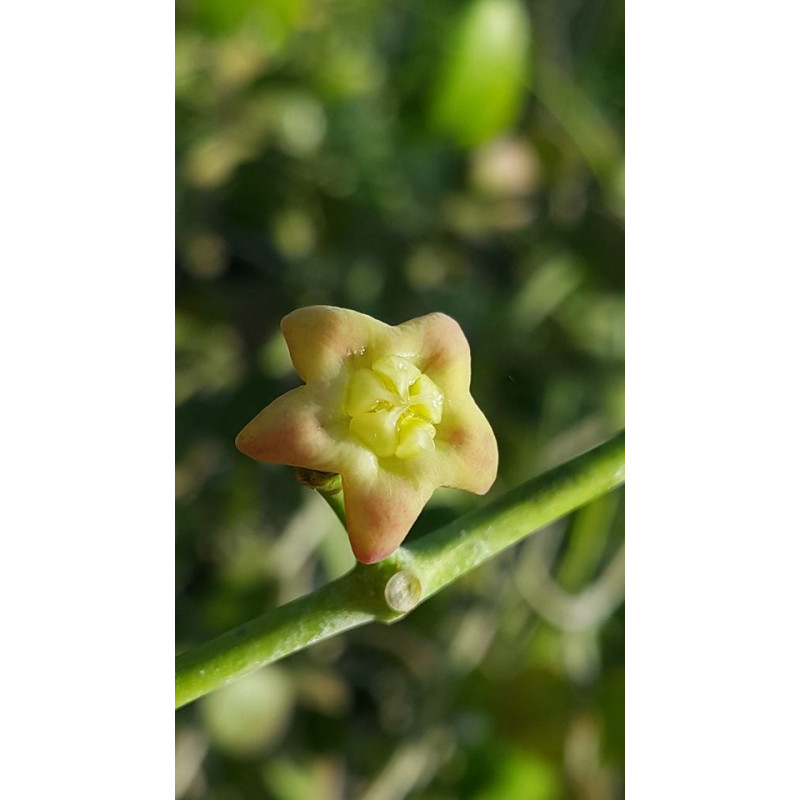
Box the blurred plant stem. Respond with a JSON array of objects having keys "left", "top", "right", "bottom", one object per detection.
[{"left": 175, "top": 430, "right": 625, "bottom": 709}]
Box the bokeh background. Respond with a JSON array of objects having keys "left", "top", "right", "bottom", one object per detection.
[{"left": 176, "top": 0, "right": 624, "bottom": 797}]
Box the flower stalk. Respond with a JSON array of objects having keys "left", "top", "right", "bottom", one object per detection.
[
  {"left": 176, "top": 430, "right": 624, "bottom": 709},
  {"left": 295, "top": 468, "right": 348, "bottom": 529}
]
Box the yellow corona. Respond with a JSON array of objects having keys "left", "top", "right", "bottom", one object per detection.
[{"left": 344, "top": 355, "right": 444, "bottom": 459}]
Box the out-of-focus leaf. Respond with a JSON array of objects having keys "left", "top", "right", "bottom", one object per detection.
[
  {"left": 429, "top": 0, "right": 533, "bottom": 147},
  {"left": 510, "top": 255, "right": 584, "bottom": 332},
  {"left": 192, "top": 0, "right": 310, "bottom": 49},
  {"left": 474, "top": 745, "right": 561, "bottom": 800},
  {"left": 558, "top": 492, "right": 620, "bottom": 591},
  {"left": 201, "top": 668, "right": 294, "bottom": 756},
  {"left": 175, "top": 314, "right": 244, "bottom": 404}
]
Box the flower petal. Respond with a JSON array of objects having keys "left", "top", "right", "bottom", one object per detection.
[
  {"left": 395, "top": 312, "right": 473, "bottom": 396},
  {"left": 341, "top": 471, "right": 435, "bottom": 564},
  {"left": 235, "top": 386, "right": 342, "bottom": 471},
  {"left": 395, "top": 313, "right": 497, "bottom": 494},
  {"left": 434, "top": 396, "right": 499, "bottom": 495},
  {"left": 281, "top": 306, "right": 394, "bottom": 383}
]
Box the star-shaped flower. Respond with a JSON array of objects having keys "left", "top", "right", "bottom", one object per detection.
[{"left": 236, "top": 306, "right": 498, "bottom": 563}]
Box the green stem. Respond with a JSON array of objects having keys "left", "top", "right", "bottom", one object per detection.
[{"left": 176, "top": 430, "right": 624, "bottom": 708}]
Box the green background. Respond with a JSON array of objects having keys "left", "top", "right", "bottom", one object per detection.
[{"left": 176, "top": 0, "right": 624, "bottom": 796}]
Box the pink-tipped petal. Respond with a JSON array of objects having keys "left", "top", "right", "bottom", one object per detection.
[
  {"left": 281, "top": 306, "right": 394, "bottom": 383},
  {"left": 235, "top": 387, "right": 341, "bottom": 472},
  {"left": 397, "top": 312, "right": 473, "bottom": 395},
  {"left": 436, "top": 397, "right": 499, "bottom": 495},
  {"left": 397, "top": 313, "right": 497, "bottom": 494},
  {"left": 341, "top": 472, "right": 434, "bottom": 564}
]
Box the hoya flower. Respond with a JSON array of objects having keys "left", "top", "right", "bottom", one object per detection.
[{"left": 236, "top": 306, "right": 498, "bottom": 563}]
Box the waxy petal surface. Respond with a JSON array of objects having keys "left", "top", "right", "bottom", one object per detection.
[
  {"left": 341, "top": 471, "right": 436, "bottom": 564},
  {"left": 281, "top": 306, "right": 394, "bottom": 382},
  {"left": 235, "top": 387, "right": 342, "bottom": 472},
  {"left": 236, "top": 306, "right": 498, "bottom": 563}
]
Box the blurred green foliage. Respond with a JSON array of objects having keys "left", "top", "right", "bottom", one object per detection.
[{"left": 176, "top": 0, "right": 624, "bottom": 796}]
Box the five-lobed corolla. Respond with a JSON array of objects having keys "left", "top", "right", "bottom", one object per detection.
[{"left": 236, "top": 306, "right": 498, "bottom": 564}]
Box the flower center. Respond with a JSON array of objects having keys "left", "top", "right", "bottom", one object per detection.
[{"left": 344, "top": 355, "right": 444, "bottom": 459}]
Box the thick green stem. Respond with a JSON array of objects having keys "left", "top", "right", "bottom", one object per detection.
[
  {"left": 405, "top": 430, "right": 625, "bottom": 598},
  {"left": 175, "top": 574, "right": 375, "bottom": 709},
  {"left": 176, "top": 430, "right": 624, "bottom": 708}
]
